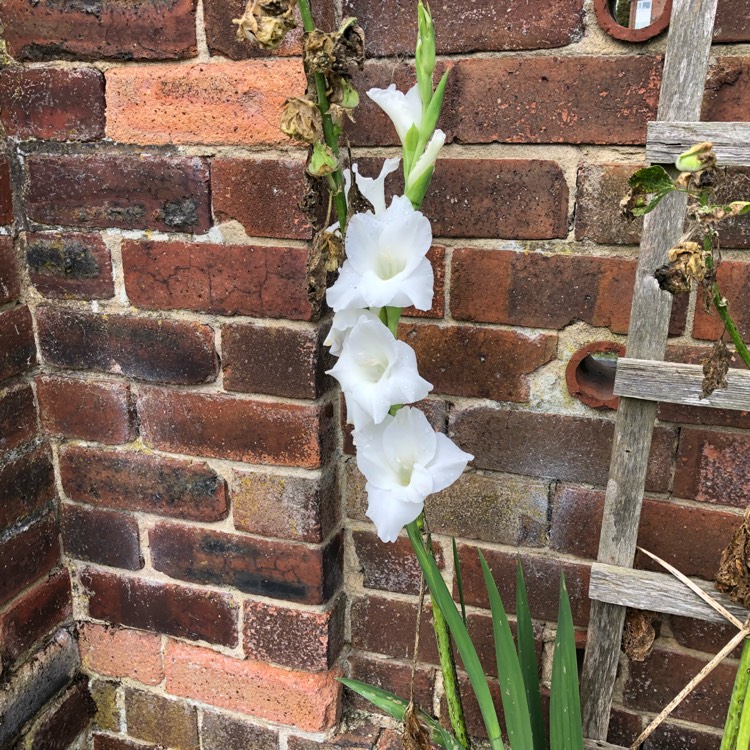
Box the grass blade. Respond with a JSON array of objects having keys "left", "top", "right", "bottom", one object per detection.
[
  {"left": 478, "top": 552, "right": 534, "bottom": 750},
  {"left": 453, "top": 537, "right": 467, "bottom": 625},
  {"left": 515, "top": 562, "right": 546, "bottom": 750}
]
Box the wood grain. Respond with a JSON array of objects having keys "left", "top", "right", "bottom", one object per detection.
[{"left": 647, "top": 122, "right": 750, "bottom": 165}]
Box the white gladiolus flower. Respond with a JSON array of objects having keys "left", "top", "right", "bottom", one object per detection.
[
  {"left": 324, "top": 307, "right": 381, "bottom": 357},
  {"left": 407, "top": 128, "right": 446, "bottom": 189},
  {"left": 356, "top": 406, "right": 474, "bottom": 542},
  {"left": 367, "top": 84, "right": 424, "bottom": 145},
  {"left": 326, "top": 315, "right": 432, "bottom": 429},
  {"left": 347, "top": 158, "right": 401, "bottom": 215},
  {"left": 326, "top": 195, "right": 434, "bottom": 312}
]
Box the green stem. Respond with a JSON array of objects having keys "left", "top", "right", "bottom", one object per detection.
[
  {"left": 296, "top": 0, "right": 348, "bottom": 232},
  {"left": 724, "top": 639, "right": 750, "bottom": 749}
]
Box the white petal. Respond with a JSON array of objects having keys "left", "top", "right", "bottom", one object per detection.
[
  {"left": 324, "top": 308, "right": 379, "bottom": 356},
  {"left": 366, "top": 84, "right": 422, "bottom": 144},
  {"left": 325, "top": 261, "right": 367, "bottom": 312},
  {"left": 346, "top": 398, "right": 375, "bottom": 433},
  {"left": 345, "top": 212, "right": 385, "bottom": 275},
  {"left": 351, "top": 158, "right": 401, "bottom": 215},
  {"left": 389, "top": 258, "right": 435, "bottom": 311},
  {"left": 385, "top": 342, "right": 433, "bottom": 405},
  {"left": 382, "top": 406, "right": 437, "bottom": 468},
  {"left": 377, "top": 204, "right": 432, "bottom": 275},
  {"left": 407, "top": 129, "right": 447, "bottom": 189},
  {"left": 365, "top": 485, "right": 424, "bottom": 543},
  {"left": 404, "top": 84, "right": 425, "bottom": 131},
  {"left": 427, "top": 433, "right": 474, "bottom": 493}
]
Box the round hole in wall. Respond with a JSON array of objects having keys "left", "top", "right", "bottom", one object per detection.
[
  {"left": 594, "top": 0, "right": 672, "bottom": 42},
  {"left": 566, "top": 341, "right": 625, "bottom": 410}
]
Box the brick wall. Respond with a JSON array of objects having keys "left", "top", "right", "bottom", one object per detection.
[{"left": 0, "top": 0, "right": 749, "bottom": 748}]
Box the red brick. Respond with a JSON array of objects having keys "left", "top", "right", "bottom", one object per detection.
[
  {"left": 450, "top": 248, "right": 687, "bottom": 335},
  {"left": 212, "top": 158, "right": 314, "bottom": 240},
  {"left": 150, "top": 522, "right": 343, "bottom": 605},
  {"left": 0, "top": 305, "right": 36, "bottom": 381},
  {"left": 451, "top": 406, "right": 675, "bottom": 491},
  {"left": 401, "top": 322, "right": 556, "bottom": 401},
  {"left": 232, "top": 468, "right": 339, "bottom": 544},
  {"left": 201, "top": 710, "right": 278, "bottom": 750},
  {"left": 714, "top": 0, "right": 750, "bottom": 43},
  {"left": 80, "top": 569, "right": 238, "bottom": 647},
  {"left": 704, "top": 57, "right": 750, "bottom": 122},
  {"left": 26, "top": 232, "right": 114, "bottom": 300},
  {"left": 0, "top": 236, "right": 20, "bottom": 304},
  {"left": 26, "top": 153, "right": 211, "bottom": 233},
  {"left": 107, "top": 60, "right": 304, "bottom": 146},
  {"left": 0, "top": 67, "right": 104, "bottom": 141},
  {"left": 60, "top": 445, "right": 228, "bottom": 522},
  {"left": 243, "top": 596, "right": 345, "bottom": 671},
  {"left": 0, "top": 156, "right": 12, "bottom": 225},
  {"left": 404, "top": 246, "right": 445, "bottom": 319},
  {"left": 0, "top": 384, "right": 38, "bottom": 453},
  {"left": 37, "top": 307, "right": 218, "bottom": 385},
  {"left": 0, "top": 512, "right": 60, "bottom": 606},
  {"left": 693, "top": 261, "right": 750, "bottom": 342},
  {"left": 344, "top": 0, "right": 584, "bottom": 55},
  {"left": 674, "top": 427, "right": 750, "bottom": 507},
  {"left": 444, "top": 671, "right": 503, "bottom": 739},
  {"left": 138, "top": 388, "right": 333, "bottom": 468},
  {"left": 0, "top": 0, "right": 197, "bottom": 61},
  {"left": 223, "top": 323, "right": 331, "bottom": 398},
  {"left": 0, "top": 569, "right": 72, "bottom": 666},
  {"left": 0, "top": 442, "right": 55, "bottom": 529},
  {"left": 658, "top": 401, "right": 750, "bottom": 430},
  {"left": 164, "top": 639, "right": 342, "bottom": 731},
  {"left": 125, "top": 688, "right": 199, "bottom": 750},
  {"left": 79, "top": 622, "right": 163, "bottom": 685},
  {"left": 667, "top": 344, "right": 748, "bottom": 368},
  {"left": 62, "top": 504, "right": 142, "bottom": 570},
  {"left": 122, "top": 239, "right": 313, "bottom": 319},
  {"left": 37, "top": 376, "right": 135, "bottom": 444}
]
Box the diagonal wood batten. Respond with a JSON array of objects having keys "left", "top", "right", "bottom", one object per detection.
[{"left": 580, "top": 0, "right": 720, "bottom": 739}]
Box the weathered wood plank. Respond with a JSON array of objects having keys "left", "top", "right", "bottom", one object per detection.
[
  {"left": 647, "top": 122, "right": 750, "bottom": 165},
  {"left": 584, "top": 740, "right": 628, "bottom": 750},
  {"left": 590, "top": 563, "right": 749, "bottom": 625},
  {"left": 614, "top": 358, "right": 750, "bottom": 409}
]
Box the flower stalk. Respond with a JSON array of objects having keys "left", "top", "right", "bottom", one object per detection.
[{"left": 722, "top": 638, "right": 750, "bottom": 750}]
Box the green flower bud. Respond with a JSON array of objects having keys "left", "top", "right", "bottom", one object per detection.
[
  {"left": 675, "top": 142, "right": 716, "bottom": 173},
  {"left": 336, "top": 77, "right": 360, "bottom": 109},
  {"left": 307, "top": 142, "right": 338, "bottom": 177},
  {"left": 416, "top": 0, "right": 436, "bottom": 109}
]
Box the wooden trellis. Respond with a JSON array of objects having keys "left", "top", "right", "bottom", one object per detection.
[{"left": 578, "top": 0, "right": 750, "bottom": 744}]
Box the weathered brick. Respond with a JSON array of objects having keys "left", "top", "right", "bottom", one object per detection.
[
  {"left": 0, "top": 67, "right": 104, "bottom": 141},
  {"left": 450, "top": 248, "right": 687, "bottom": 335},
  {"left": 93, "top": 735, "right": 159, "bottom": 750},
  {"left": 89, "top": 679, "right": 119, "bottom": 732},
  {"left": 0, "top": 569, "right": 71, "bottom": 666},
  {"left": 37, "top": 307, "right": 218, "bottom": 385},
  {"left": 401, "top": 322, "right": 556, "bottom": 401},
  {"left": 0, "top": 236, "right": 20, "bottom": 304},
  {"left": 642, "top": 722, "right": 723, "bottom": 750},
  {"left": 243, "top": 596, "right": 345, "bottom": 671},
  {"left": 232, "top": 468, "right": 339, "bottom": 543},
  {"left": 80, "top": 569, "right": 238, "bottom": 647},
  {"left": 150, "top": 522, "right": 343, "bottom": 605},
  {"left": 704, "top": 57, "right": 750, "bottom": 122},
  {"left": 714, "top": 0, "right": 750, "bottom": 43},
  {"left": 0, "top": 384, "right": 38, "bottom": 453},
  {"left": 404, "top": 245, "right": 445, "bottom": 319},
  {"left": 287, "top": 722, "right": 382, "bottom": 750},
  {"left": 201, "top": 710, "right": 278, "bottom": 750},
  {"left": 79, "top": 622, "right": 163, "bottom": 686},
  {"left": 62, "top": 504, "right": 142, "bottom": 570},
  {"left": 674, "top": 427, "right": 750, "bottom": 507},
  {"left": 125, "top": 688, "right": 199, "bottom": 750},
  {"left": 0, "top": 512, "right": 60, "bottom": 607},
  {"left": 60, "top": 445, "right": 228, "bottom": 522},
  {"left": 164, "top": 639, "right": 342, "bottom": 731},
  {"left": 0, "top": 156, "right": 12, "bottom": 225},
  {"left": 670, "top": 615, "right": 742, "bottom": 658},
  {"left": 451, "top": 406, "right": 675, "bottom": 491},
  {"left": 37, "top": 376, "right": 135, "bottom": 444},
  {"left": 344, "top": 0, "right": 584, "bottom": 55},
  {"left": 658, "top": 401, "right": 750, "bottom": 430},
  {"left": 107, "top": 60, "right": 305, "bottom": 146},
  {"left": 122, "top": 240, "right": 313, "bottom": 319},
  {"left": 26, "top": 232, "right": 114, "bottom": 300},
  {"left": 26, "top": 153, "right": 211, "bottom": 233},
  {"left": 0, "top": 0, "right": 197, "bottom": 61},
  {"left": 694, "top": 261, "right": 750, "bottom": 342},
  {"left": 0, "top": 443, "right": 54, "bottom": 529},
  {"left": 223, "top": 323, "right": 331, "bottom": 398},
  {"left": 212, "top": 158, "right": 313, "bottom": 240},
  {"left": 138, "top": 388, "right": 333, "bottom": 468},
  {"left": 0, "top": 306, "right": 36, "bottom": 381}
]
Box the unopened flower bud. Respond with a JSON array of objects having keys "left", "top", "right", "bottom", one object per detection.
[
  {"left": 331, "top": 77, "right": 359, "bottom": 109},
  {"left": 307, "top": 142, "right": 339, "bottom": 177},
  {"left": 676, "top": 142, "right": 716, "bottom": 173},
  {"left": 416, "top": 0, "right": 436, "bottom": 109},
  {"left": 280, "top": 97, "right": 322, "bottom": 143}
]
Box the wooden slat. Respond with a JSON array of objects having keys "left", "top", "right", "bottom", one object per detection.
[
  {"left": 590, "top": 563, "right": 749, "bottom": 625},
  {"left": 647, "top": 121, "right": 750, "bottom": 165},
  {"left": 614, "top": 358, "right": 750, "bottom": 409},
  {"left": 585, "top": 741, "right": 628, "bottom": 750}
]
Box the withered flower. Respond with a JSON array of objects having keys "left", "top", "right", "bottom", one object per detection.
[
  {"left": 280, "top": 97, "right": 323, "bottom": 143},
  {"left": 233, "top": 0, "right": 297, "bottom": 50},
  {"left": 701, "top": 339, "right": 732, "bottom": 398},
  {"left": 307, "top": 142, "right": 338, "bottom": 177},
  {"left": 332, "top": 17, "right": 365, "bottom": 72},
  {"left": 303, "top": 29, "right": 336, "bottom": 73},
  {"left": 654, "top": 240, "right": 707, "bottom": 294},
  {"left": 402, "top": 702, "right": 432, "bottom": 750}
]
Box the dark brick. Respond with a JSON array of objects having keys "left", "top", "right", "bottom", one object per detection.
[
  {"left": 704, "top": 57, "right": 750, "bottom": 123},
  {"left": 0, "top": 67, "right": 104, "bottom": 141},
  {"left": 670, "top": 615, "right": 742, "bottom": 658},
  {"left": 0, "top": 157, "right": 12, "bottom": 225},
  {"left": 37, "top": 307, "right": 218, "bottom": 385},
  {"left": 201, "top": 710, "right": 278, "bottom": 750},
  {"left": 0, "top": 384, "right": 38, "bottom": 453},
  {"left": 643, "top": 722, "right": 723, "bottom": 750},
  {"left": 658, "top": 401, "right": 750, "bottom": 430},
  {"left": 89, "top": 679, "right": 119, "bottom": 732},
  {"left": 122, "top": 240, "right": 313, "bottom": 320},
  {"left": 61, "top": 504, "right": 142, "bottom": 570},
  {"left": 60, "top": 445, "right": 228, "bottom": 522},
  {"left": 401, "top": 322, "right": 556, "bottom": 401},
  {"left": 26, "top": 153, "right": 211, "bottom": 233},
  {"left": 212, "top": 158, "right": 314, "bottom": 240},
  {"left": 715, "top": 0, "right": 750, "bottom": 42},
  {"left": 287, "top": 724, "right": 381, "bottom": 750},
  {"left": 0, "top": 442, "right": 55, "bottom": 529},
  {"left": 36, "top": 375, "right": 135, "bottom": 444},
  {"left": 232, "top": 468, "right": 339, "bottom": 544},
  {"left": 451, "top": 406, "right": 675, "bottom": 491},
  {"left": 125, "top": 688, "right": 199, "bottom": 750},
  {"left": 81, "top": 568, "right": 238, "bottom": 647},
  {"left": 404, "top": 245, "right": 445, "bottom": 319},
  {"left": 94, "top": 735, "right": 159, "bottom": 750},
  {"left": 243, "top": 596, "right": 345, "bottom": 671},
  {"left": 450, "top": 248, "right": 687, "bottom": 335},
  {"left": 674, "top": 427, "right": 750, "bottom": 507},
  {"left": 138, "top": 388, "right": 334, "bottom": 469},
  {"left": 26, "top": 232, "right": 114, "bottom": 299},
  {"left": 694, "top": 261, "right": 750, "bottom": 342},
  {"left": 667, "top": 344, "right": 748, "bottom": 368},
  {"left": 0, "top": 512, "right": 60, "bottom": 606},
  {"left": 150, "top": 522, "right": 343, "bottom": 605},
  {"left": 0, "top": 569, "right": 72, "bottom": 666},
  {"left": 0, "top": 236, "right": 20, "bottom": 304},
  {"left": 1, "top": 0, "right": 197, "bottom": 61},
  {"left": 0, "top": 306, "right": 37, "bottom": 381}
]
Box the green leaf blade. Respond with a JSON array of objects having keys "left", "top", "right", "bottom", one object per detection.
[{"left": 453, "top": 537, "right": 467, "bottom": 625}]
